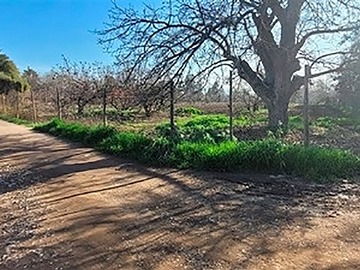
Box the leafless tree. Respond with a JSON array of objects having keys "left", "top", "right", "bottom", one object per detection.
[
  {"left": 55, "top": 58, "right": 104, "bottom": 116},
  {"left": 233, "top": 81, "right": 264, "bottom": 112},
  {"left": 23, "top": 68, "right": 42, "bottom": 121},
  {"left": 98, "top": 0, "right": 360, "bottom": 129},
  {"left": 176, "top": 74, "right": 205, "bottom": 103}
]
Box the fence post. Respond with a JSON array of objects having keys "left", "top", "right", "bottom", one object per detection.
[
  {"left": 303, "top": 64, "right": 310, "bottom": 147},
  {"left": 56, "top": 86, "right": 62, "bottom": 119},
  {"left": 229, "top": 70, "right": 234, "bottom": 141},
  {"left": 169, "top": 80, "right": 175, "bottom": 134},
  {"left": 102, "top": 85, "right": 107, "bottom": 126}
]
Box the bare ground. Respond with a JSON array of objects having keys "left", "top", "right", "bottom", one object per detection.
[{"left": 1, "top": 120, "right": 360, "bottom": 270}]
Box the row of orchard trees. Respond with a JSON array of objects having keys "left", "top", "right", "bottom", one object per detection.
[
  {"left": 2, "top": 54, "right": 266, "bottom": 122},
  {"left": 20, "top": 59, "right": 173, "bottom": 121},
  {"left": 1, "top": 49, "right": 360, "bottom": 124}
]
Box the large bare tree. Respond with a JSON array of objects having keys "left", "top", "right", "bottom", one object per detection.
[{"left": 98, "top": 0, "right": 360, "bottom": 129}]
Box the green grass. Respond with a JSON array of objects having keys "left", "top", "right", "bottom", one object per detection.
[
  {"left": 156, "top": 113, "right": 268, "bottom": 143},
  {"left": 34, "top": 118, "right": 360, "bottom": 181},
  {"left": 170, "top": 140, "right": 360, "bottom": 180},
  {"left": 175, "top": 106, "right": 204, "bottom": 116},
  {"left": 0, "top": 114, "right": 34, "bottom": 127},
  {"left": 288, "top": 114, "right": 360, "bottom": 131}
]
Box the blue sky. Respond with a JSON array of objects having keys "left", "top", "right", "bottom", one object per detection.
[{"left": 0, "top": 0, "right": 151, "bottom": 74}]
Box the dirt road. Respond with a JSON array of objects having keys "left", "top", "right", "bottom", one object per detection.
[{"left": 1, "top": 120, "right": 360, "bottom": 270}]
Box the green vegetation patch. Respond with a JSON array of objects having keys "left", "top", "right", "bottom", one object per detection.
[
  {"left": 175, "top": 106, "right": 204, "bottom": 116},
  {"left": 34, "top": 118, "right": 360, "bottom": 181},
  {"left": 0, "top": 114, "right": 33, "bottom": 126},
  {"left": 156, "top": 114, "right": 268, "bottom": 143}
]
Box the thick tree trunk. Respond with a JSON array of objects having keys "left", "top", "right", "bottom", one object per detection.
[
  {"left": 266, "top": 98, "right": 290, "bottom": 131},
  {"left": 233, "top": 58, "right": 299, "bottom": 132}
]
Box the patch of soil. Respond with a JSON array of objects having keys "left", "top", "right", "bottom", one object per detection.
[{"left": 234, "top": 125, "right": 268, "bottom": 140}]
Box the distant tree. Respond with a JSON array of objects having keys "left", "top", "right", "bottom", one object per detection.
[
  {"left": 336, "top": 41, "right": 360, "bottom": 112},
  {"left": 41, "top": 72, "right": 73, "bottom": 118},
  {"left": 23, "top": 68, "right": 40, "bottom": 89},
  {"left": 205, "top": 81, "right": 226, "bottom": 103},
  {"left": 233, "top": 81, "right": 263, "bottom": 112},
  {"left": 177, "top": 75, "right": 205, "bottom": 103},
  {"left": 23, "top": 68, "right": 41, "bottom": 121},
  {"left": 99, "top": 0, "right": 360, "bottom": 130},
  {"left": 137, "top": 79, "right": 170, "bottom": 117},
  {"left": 0, "top": 53, "right": 29, "bottom": 94},
  {"left": 107, "top": 72, "right": 140, "bottom": 112},
  {"left": 56, "top": 58, "right": 103, "bottom": 116},
  {"left": 291, "top": 78, "right": 337, "bottom": 106}
]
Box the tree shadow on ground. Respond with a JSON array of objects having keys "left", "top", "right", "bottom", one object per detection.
[
  {"left": 1, "top": 130, "right": 360, "bottom": 269},
  {"left": 0, "top": 132, "right": 119, "bottom": 194}
]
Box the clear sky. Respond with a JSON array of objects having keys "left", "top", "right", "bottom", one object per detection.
[{"left": 0, "top": 0, "right": 145, "bottom": 74}]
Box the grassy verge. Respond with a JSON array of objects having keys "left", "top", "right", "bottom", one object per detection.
[
  {"left": 34, "top": 118, "right": 360, "bottom": 181},
  {"left": 0, "top": 114, "right": 35, "bottom": 126}
]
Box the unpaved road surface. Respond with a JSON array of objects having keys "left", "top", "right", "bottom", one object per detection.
[{"left": 1, "top": 120, "right": 360, "bottom": 270}]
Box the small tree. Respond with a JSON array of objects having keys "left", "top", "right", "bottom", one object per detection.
[
  {"left": 23, "top": 68, "right": 41, "bottom": 121},
  {"left": 56, "top": 58, "right": 102, "bottom": 117},
  {"left": 137, "top": 80, "right": 170, "bottom": 117}
]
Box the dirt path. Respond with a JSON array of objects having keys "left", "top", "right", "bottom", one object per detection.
[{"left": 1, "top": 120, "right": 360, "bottom": 270}]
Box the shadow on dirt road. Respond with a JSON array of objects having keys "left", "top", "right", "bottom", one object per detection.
[{"left": 1, "top": 123, "right": 360, "bottom": 269}]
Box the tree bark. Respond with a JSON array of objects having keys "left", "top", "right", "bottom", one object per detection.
[
  {"left": 169, "top": 81, "right": 175, "bottom": 133},
  {"left": 229, "top": 70, "right": 234, "bottom": 141},
  {"left": 266, "top": 98, "right": 290, "bottom": 131}
]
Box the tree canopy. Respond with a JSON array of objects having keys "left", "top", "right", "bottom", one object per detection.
[
  {"left": 99, "top": 0, "right": 360, "bottom": 129},
  {"left": 0, "top": 53, "right": 29, "bottom": 94}
]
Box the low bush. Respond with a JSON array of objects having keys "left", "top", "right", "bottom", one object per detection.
[{"left": 34, "top": 118, "right": 360, "bottom": 181}]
